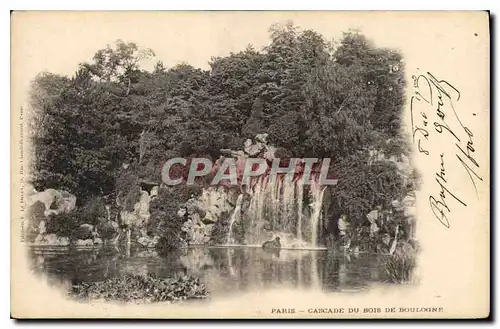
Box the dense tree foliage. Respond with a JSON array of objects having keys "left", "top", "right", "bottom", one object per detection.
[{"left": 28, "top": 24, "right": 411, "bottom": 242}]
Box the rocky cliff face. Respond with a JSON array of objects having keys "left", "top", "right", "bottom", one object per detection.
[
  {"left": 120, "top": 189, "right": 152, "bottom": 229},
  {"left": 26, "top": 187, "right": 77, "bottom": 245},
  {"left": 117, "top": 185, "right": 159, "bottom": 248},
  {"left": 178, "top": 134, "right": 276, "bottom": 246},
  {"left": 26, "top": 186, "right": 123, "bottom": 246},
  {"left": 27, "top": 187, "right": 77, "bottom": 217},
  {"left": 181, "top": 187, "right": 239, "bottom": 245}
]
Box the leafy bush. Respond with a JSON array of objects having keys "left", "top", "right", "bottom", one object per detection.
[
  {"left": 79, "top": 196, "right": 108, "bottom": 225},
  {"left": 96, "top": 221, "right": 119, "bottom": 241},
  {"left": 44, "top": 196, "right": 108, "bottom": 238},
  {"left": 25, "top": 201, "right": 47, "bottom": 241},
  {"left": 115, "top": 167, "right": 141, "bottom": 212},
  {"left": 151, "top": 185, "right": 202, "bottom": 252},
  {"left": 28, "top": 201, "right": 46, "bottom": 222},
  {"left": 70, "top": 274, "right": 208, "bottom": 303},
  {"left": 45, "top": 212, "right": 81, "bottom": 238}
]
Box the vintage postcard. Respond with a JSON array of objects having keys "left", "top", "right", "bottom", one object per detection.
[{"left": 10, "top": 11, "right": 490, "bottom": 319}]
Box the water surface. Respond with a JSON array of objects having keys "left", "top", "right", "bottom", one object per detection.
[{"left": 29, "top": 245, "right": 387, "bottom": 297}]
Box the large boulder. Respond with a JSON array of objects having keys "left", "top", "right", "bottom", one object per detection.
[
  {"left": 57, "top": 191, "right": 77, "bottom": 213},
  {"left": 181, "top": 187, "right": 239, "bottom": 245},
  {"left": 262, "top": 237, "right": 281, "bottom": 250},
  {"left": 27, "top": 188, "right": 76, "bottom": 217}
]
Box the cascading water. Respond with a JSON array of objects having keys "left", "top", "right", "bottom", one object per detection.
[
  {"left": 105, "top": 205, "right": 111, "bottom": 221},
  {"left": 282, "top": 178, "right": 295, "bottom": 233},
  {"left": 237, "top": 173, "right": 327, "bottom": 249},
  {"left": 296, "top": 180, "right": 304, "bottom": 242},
  {"left": 309, "top": 181, "right": 327, "bottom": 248},
  {"left": 226, "top": 194, "right": 244, "bottom": 245},
  {"left": 217, "top": 135, "right": 333, "bottom": 249}
]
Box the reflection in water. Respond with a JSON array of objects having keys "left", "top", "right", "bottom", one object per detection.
[{"left": 29, "top": 246, "right": 386, "bottom": 297}]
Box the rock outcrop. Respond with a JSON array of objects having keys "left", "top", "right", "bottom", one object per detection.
[
  {"left": 120, "top": 190, "right": 151, "bottom": 228},
  {"left": 243, "top": 133, "right": 276, "bottom": 161},
  {"left": 115, "top": 184, "right": 161, "bottom": 248},
  {"left": 262, "top": 237, "right": 281, "bottom": 250},
  {"left": 181, "top": 187, "right": 238, "bottom": 245},
  {"left": 180, "top": 134, "right": 283, "bottom": 245},
  {"left": 26, "top": 181, "right": 163, "bottom": 247},
  {"left": 26, "top": 188, "right": 78, "bottom": 245},
  {"left": 27, "top": 188, "right": 76, "bottom": 217}
]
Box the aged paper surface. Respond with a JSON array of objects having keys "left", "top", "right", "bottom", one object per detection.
[{"left": 11, "top": 11, "right": 490, "bottom": 319}]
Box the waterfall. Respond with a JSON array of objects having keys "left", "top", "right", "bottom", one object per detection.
[
  {"left": 282, "top": 178, "right": 295, "bottom": 233},
  {"left": 105, "top": 205, "right": 111, "bottom": 221},
  {"left": 296, "top": 180, "right": 304, "bottom": 243},
  {"left": 227, "top": 194, "right": 244, "bottom": 244},
  {"left": 210, "top": 136, "right": 333, "bottom": 249},
  {"left": 125, "top": 229, "right": 131, "bottom": 257},
  {"left": 271, "top": 176, "right": 282, "bottom": 231},
  {"left": 241, "top": 174, "right": 327, "bottom": 249},
  {"left": 247, "top": 176, "right": 265, "bottom": 242}
]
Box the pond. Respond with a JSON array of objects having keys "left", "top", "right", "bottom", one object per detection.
[{"left": 28, "top": 245, "right": 389, "bottom": 298}]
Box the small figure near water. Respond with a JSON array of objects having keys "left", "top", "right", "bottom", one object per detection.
[{"left": 262, "top": 236, "right": 281, "bottom": 250}]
